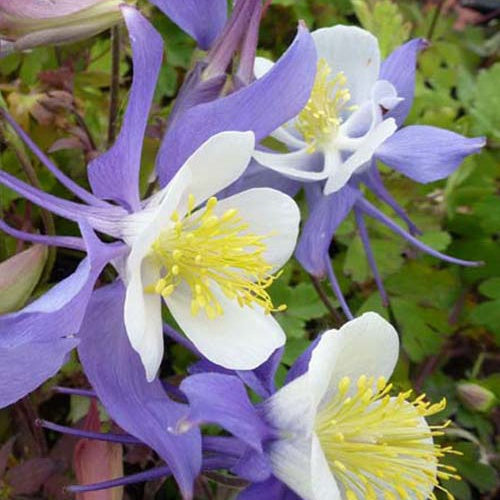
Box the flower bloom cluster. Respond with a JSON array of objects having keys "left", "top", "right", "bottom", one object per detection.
[{"left": 0, "top": 1, "right": 484, "bottom": 499}]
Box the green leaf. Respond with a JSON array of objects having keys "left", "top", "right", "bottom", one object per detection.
[
  {"left": 386, "top": 262, "right": 461, "bottom": 308},
  {"left": 281, "top": 337, "right": 310, "bottom": 366},
  {"left": 469, "top": 300, "right": 500, "bottom": 339},
  {"left": 285, "top": 283, "right": 327, "bottom": 321},
  {"left": 445, "top": 443, "right": 498, "bottom": 493},
  {"left": 471, "top": 63, "right": 500, "bottom": 139},
  {"left": 391, "top": 298, "right": 447, "bottom": 362},
  {"left": 344, "top": 236, "right": 404, "bottom": 283},
  {"left": 478, "top": 277, "right": 500, "bottom": 300},
  {"left": 352, "top": 0, "right": 411, "bottom": 58},
  {"left": 344, "top": 236, "right": 369, "bottom": 283},
  {"left": 273, "top": 282, "right": 328, "bottom": 339},
  {"left": 356, "top": 292, "right": 389, "bottom": 318},
  {"left": 419, "top": 231, "right": 451, "bottom": 252}
]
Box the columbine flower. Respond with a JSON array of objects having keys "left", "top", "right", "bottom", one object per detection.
[
  {"left": 252, "top": 25, "right": 399, "bottom": 192},
  {"left": 0, "top": 0, "right": 123, "bottom": 56},
  {"left": 180, "top": 313, "right": 460, "bottom": 500},
  {"left": 252, "top": 25, "right": 484, "bottom": 193},
  {"left": 229, "top": 25, "right": 485, "bottom": 317},
  {"left": 1, "top": 125, "right": 299, "bottom": 381},
  {"left": 0, "top": 1, "right": 307, "bottom": 384},
  {"left": 120, "top": 131, "right": 298, "bottom": 379}
]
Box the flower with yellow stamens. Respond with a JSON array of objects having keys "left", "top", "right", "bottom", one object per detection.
[
  {"left": 264, "top": 312, "right": 460, "bottom": 500},
  {"left": 252, "top": 25, "right": 401, "bottom": 193},
  {"left": 121, "top": 131, "right": 299, "bottom": 381}
]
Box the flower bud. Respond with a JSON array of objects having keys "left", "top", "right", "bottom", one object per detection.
[
  {"left": 73, "top": 400, "right": 124, "bottom": 500},
  {"left": 457, "top": 382, "right": 497, "bottom": 413},
  {"left": 0, "top": 0, "right": 124, "bottom": 57},
  {"left": 0, "top": 244, "right": 47, "bottom": 314}
]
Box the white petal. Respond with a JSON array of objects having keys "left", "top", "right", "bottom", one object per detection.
[
  {"left": 268, "top": 313, "right": 399, "bottom": 426},
  {"left": 269, "top": 436, "right": 315, "bottom": 500},
  {"left": 121, "top": 175, "right": 189, "bottom": 380},
  {"left": 340, "top": 101, "right": 376, "bottom": 139},
  {"left": 179, "top": 130, "right": 255, "bottom": 211},
  {"left": 312, "top": 25, "right": 380, "bottom": 106},
  {"left": 123, "top": 259, "right": 164, "bottom": 381},
  {"left": 323, "top": 118, "right": 397, "bottom": 194},
  {"left": 119, "top": 165, "right": 190, "bottom": 248},
  {"left": 315, "top": 312, "right": 399, "bottom": 406},
  {"left": 264, "top": 374, "right": 316, "bottom": 436},
  {"left": 254, "top": 56, "right": 275, "bottom": 79},
  {"left": 306, "top": 330, "right": 344, "bottom": 412},
  {"left": 165, "top": 282, "right": 285, "bottom": 370},
  {"left": 311, "top": 434, "right": 342, "bottom": 500},
  {"left": 372, "top": 79, "right": 403, "bottom": 110},
  {"left": 265, "top": 331, "right": 341, "bottom": 434},
  {"left": 253, "top": 148, "right": 330, "bottom": 182},
  {"left": 271, "top": 127, "right": 307, "bottom": 149},
  {"left": 213, "top": 188, "right": 300, "bottom": 272},
  {"left": 269, "top": 435, "right": 341, "bottom": 500}
]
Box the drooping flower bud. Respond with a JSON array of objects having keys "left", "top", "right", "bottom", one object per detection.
[
  {"left": 457, "top": 382, "right": 497, "bottom": 413},
  {"left": 73, "top": 400, "right": 124, "bottom": 500},
  {"left": 0, "top": 0, "right": 124, "bottom": 57},
  {"left": 0, "top": 244, "right": 47, "bottom": 314}
]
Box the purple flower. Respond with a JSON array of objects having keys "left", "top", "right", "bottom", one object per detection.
[
  {"left": 245, "top": 25, "right": 485, "bottom": 317},
  {"left": 1, "top": 0, "right": 305, "bottom": 381},
  {"left": 180, "top": 313, "right": 459, "bottom": 500}
]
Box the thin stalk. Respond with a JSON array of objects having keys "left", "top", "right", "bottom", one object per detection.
[
  {"left": 72, "top": 109, "right": 97, "bottom": 151},
  {"left": 107, "top": 25, "right": 121, "bottom": 147},
  {"left": 309, "top": 274, "right": 343, "bottom": 327},
  {"left": 427, "top": 0, "right": 446, "bottom": 41}
]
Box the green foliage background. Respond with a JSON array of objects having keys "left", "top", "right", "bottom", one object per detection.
[{"left": 0, "top": 1, "right": 498, "bottom": 498}]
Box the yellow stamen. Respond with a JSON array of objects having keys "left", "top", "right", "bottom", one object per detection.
[
  {"left": 296, "top": 58, "right": 353, "bottom": 153},
  {"left": 315, "top": 375, "right": 460, "bottom": 499},
  {"left": 146, "top": 196, "right": 285, "bottom": 319}
]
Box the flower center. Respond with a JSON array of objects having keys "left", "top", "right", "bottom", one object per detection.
[
  {"left": 147, "top": 195, "right": 286, "bottom": 319},
  {"left": 296, "top": 58, "right": 352, "bottom": 153},
  {"left": 315, "top": 375, "right": 460, "bottom": 500}
]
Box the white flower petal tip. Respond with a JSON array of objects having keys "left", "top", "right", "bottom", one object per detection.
[
  {"left": 179, "top": 130, "right": 256, "bottom": 206},
  {"left": 254, "top": 56, "right": 275, "bottom": 79},
  {"left": 321, "top": 311, "right": 400, "bottom": 381},
  {"left": 123, "top": 263, "right": 164, "bottom": 382},
  {"left": 311, "top": 25, "right": 381, "bottom": 106},
  {"left": 322, "top": 118, "right": 398, "bottom": 195},
  {"left": 253, "top": 148, "right": 330, "bottom": 182},
  {"left": 167, "top": 283, "right": 286, "bottom": 370}
]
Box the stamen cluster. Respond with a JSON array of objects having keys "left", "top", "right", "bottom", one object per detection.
[
  {"left": 296, "top": 58, "right": 352, "bottom": 152},
  {"left": 147, "top": 195, "right": 286, "bottom": 319},
  {"left": 315, "top": 375, "right": 460, "bottom": 500}
]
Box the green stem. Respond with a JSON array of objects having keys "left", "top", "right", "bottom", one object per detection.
[
  {"left": 108, "top": 25, "right": 121, "bottom": 147},
  {"left": 310, "top": 275, "right": 343, "bottom": 327},
  {"left": 427, "top": 0, "right": 446, "bottom": 41}
]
